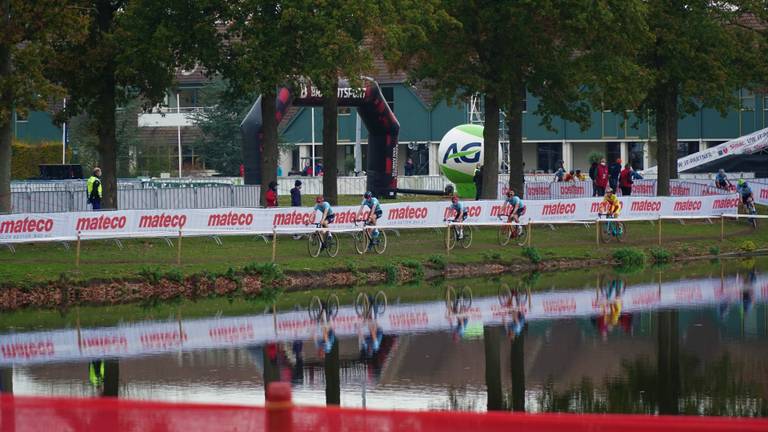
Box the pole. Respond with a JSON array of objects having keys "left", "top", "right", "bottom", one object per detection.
[
  {"left": 62, "top": 98, "right": 67, "bottom": 164},
  {"left": 445, "top": 224, "right": 451, "bottom": 255},
  {"left": 177, "top": 230, "right": 182, "bottom": 265},
  {"left": 176, "top": 93, "right": 182, "bottom": 178},
  {"left": 354, "top": 112, "right": 362, "bottom": 174},
  {"left": 658, "top": 217, "right": 662, "bottom": 246},
  {"left": 596, "top": 220, "right": 600, "bottom": 245},
  {"left": 271, "top": 228, "right": 277, "bottom": 262},
  {"left": 720, "top": 215, "right": 724, "bottom": 241},
  {"left": 75, "top": 231, "right": 81, "bottom": 269},
  {"left": 311, "top": 107, "right": 316, "bottom": 177},
  {"left": 527, "top": 221, "right": 532, "bottom": 247}
]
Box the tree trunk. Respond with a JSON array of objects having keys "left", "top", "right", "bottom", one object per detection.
[
  {"left": 0, "top": 44, "right": 11, "bottom": 214},
  {"left": 481, "top": 95, "right": 499, "bottom": 199},
  {"left": 657, "top": 310, "right": 679, "bottom": 415},
  {"left": 94, "top": 0, "right": 118, "bottom": 209},
  {"left": 654, "top": 82, "right": 677, "bottom": 196},
  {"left": 510, "top": 327, "right": 526, "bottom": 412},
  {"left": 507, "top": 82, "right": 526, "bottom": 198},
  {"left": 260, "top": 90, "right": 278, "bottom": 206},
  {"left": 483, "top": 326, "right": 503, "bottom": 411},
  {"left": 0, "top": 5, "right": 11, "bottom": 214},
  {"left": 322, "top": 80, "right": 339, "bottom": 205}
]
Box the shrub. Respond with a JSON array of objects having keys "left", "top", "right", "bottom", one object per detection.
[
  {"left": 11, "top": 140, "right": 73, "bottom": 179},
  {"left": 588, "top": 151, "right": 605, "bottom": 165},
  {"left": 400, "top": 259, "right": 424, "bottom": 280},
  {"left": 648, "top": 247, "right": 671, "bottom": 264},
  {"left": 429, "top": 254, "right": 447, "bottom": 269},
  {"left": 384, "top": 263, "right": 399, "bottom": 284},
  {"left": 709, "top": 246, "right": 720, "bottom": 256},
  {"left": 613, "top": 248, "right": 646, "bottom": 267},
  {"left": 521, "top": 247, "right": 542, "bottom": 264},
  {"left": 138, "top": 267, "right": 162, "bottom": 284},
  {"left": 740, "top": 240, "right": 757, "bottom": 252},
  {"left": 243, "top": 262, "right": 284, "bottom": 283},
  {"left": 164, "top": 269, "right": 184, "bottom": 283}
]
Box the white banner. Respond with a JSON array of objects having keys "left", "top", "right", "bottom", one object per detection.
[
  {"left": 0, "top": 195, "right": 741, "bottom": 244},
  {"left": 1, "top": 273, "right": 765, "bottom": 365}
]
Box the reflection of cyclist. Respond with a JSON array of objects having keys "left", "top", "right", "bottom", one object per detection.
[
  {"left": 314, "top": 326, "right": 336, "bottom": 354},
  {"left": 602, "top": 188, "right": 621, "bottom": 218},
  {"left": 447, "top": 195, "right": 469, "bottom": 239},
  {"left": 359, "top": 324, "right": 384, "bottom": 359},
  {"left": 593, "top": 279, "right": 627, "bottom": 339}
]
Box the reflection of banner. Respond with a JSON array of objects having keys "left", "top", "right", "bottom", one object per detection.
[
  {"left": 1, "top": 274, "right": 765, "bottom": 366},
  {"left": 0, "top": 194, "right": 741, "bottom": 244}
]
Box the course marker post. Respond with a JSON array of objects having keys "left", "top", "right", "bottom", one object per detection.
[
  {"left": 177, "top": 230, "right": 183, "bottom": 266},
  {"left": 596, "top": 219, "right": 600, "bottom": 246},
  {"left": 657, "top": 217, "right": 662, "bottom": 246},
  {"left": 271, "top": 228, "right": 277, "bottom": 262},
  {"left": 75, "top": 231, "right": 81, "bottom": 269},
  {"left": 720, "top": 215, "right": 725, "bottom": 241},
  {"left": 445, "top": 224, "right": 451, "bottom": 255},
  {"left": 527, "top": 221, "right": 533, "bottom": 247}
]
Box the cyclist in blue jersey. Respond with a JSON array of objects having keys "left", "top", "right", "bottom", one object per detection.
[
  {"left": 313, "top": 196, "right": 334, "bottom": 243},
  {"left": 501, "top": 189, "right": 526, "bottom": 235},
  {"left": 358, "top": 191, "right": 382, "bottom": 239},
  {"left": 715, "top": 169, "right": 732, "bottom": 190},
  {"left": 737, "top": 179, "right": 754, "bottom": 206},
  {"left": 446, "top": 194, "right": 468, "bottom": 239}
]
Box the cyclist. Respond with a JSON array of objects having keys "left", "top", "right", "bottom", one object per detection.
[
  {"left": 446, "top": 194, "right": 469, "bottom": 239},
  {"left": 602, "top": 187, "right": 621, "bottom": 219},
  {"left": 737, "top": 179, "right": 754, "bottom": 207},
  {"left": 715, "top": 169, "right": 732, "bottom": 191},
  {"left": 358, "top": 191, "right": 383, "bottom": 242},
  {"left": 313, "top": 196, "right": 335, "bottom": 243},
  {"left": 501, "top": 189, "right": 526, "bottom": 235}
]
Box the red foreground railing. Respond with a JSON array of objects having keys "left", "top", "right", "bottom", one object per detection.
[{"left": 1, "top": 384, "right": 767, "bottom": 432}]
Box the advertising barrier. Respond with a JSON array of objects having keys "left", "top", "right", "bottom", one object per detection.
[
  {"left": 1, "top": 273, "right": 764, "bottom": 366},
  {"left": 0, "top": 195, "right": 741, "bottom": 244}
]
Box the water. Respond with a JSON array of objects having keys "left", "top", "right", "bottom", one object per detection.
[{"left": 1, "top": 260, "right": 767, "bottom": 416}]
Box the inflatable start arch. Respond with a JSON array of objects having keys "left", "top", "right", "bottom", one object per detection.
[{"left": 241, "top": 78, "right": 400, "bottom": 198}]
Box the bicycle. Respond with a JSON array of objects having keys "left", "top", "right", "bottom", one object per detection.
[
  {"left": 444, "top": 219, "right": 473, "bottom": 250},
  {"left": 354, "top": 290, "right": 387, "bottom": 319},
  {"left": 497, "top": 284, "right": 530, "bottom": 310},
  {"left": 308, "top": 293, "right": 340, "bottom": 322},
  {"left": 598, "top": 213, "right": 625, "bottom": 243},
  {"left": 445, "top": 285, "right": 473, "bottom": 313},
  {"left": 307, "top": 223, "right": 340, "bottom": 258},
  {"left": 497, "top": 215, "right": 527, "bottom": 246},
  {"left": 741, "top": 197, "right": 758, "bottom": 230},
  {"left": 352, "top": 219, "right": 388, "bottom": 255}
]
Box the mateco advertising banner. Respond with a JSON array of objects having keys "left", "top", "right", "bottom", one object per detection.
[
  {"left": 0, "top": 195, "right": 740, "bottom": 244},
  {"left": 1, "top": 274, "right": 764, "bottom": 366}
]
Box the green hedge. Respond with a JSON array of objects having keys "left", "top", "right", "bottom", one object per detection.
[{"left": 11, "top": 141, "right": 72, "bottom": 179}]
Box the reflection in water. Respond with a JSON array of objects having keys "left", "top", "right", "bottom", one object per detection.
[{"left": 2, "top": 263, "right": 768, "bottom": 416}]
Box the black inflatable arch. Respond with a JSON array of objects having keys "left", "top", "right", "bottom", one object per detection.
[{"left": 240, "top": 78, "right": 400, "bottom": 198}]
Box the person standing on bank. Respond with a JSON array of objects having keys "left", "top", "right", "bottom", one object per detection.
[
  {"left": 619, "top": 163, "right": 634, "bottom": 196},
  {"left": 87, "top": 167, "right": 102, "bottom": 210},
  {"left": 473, "top": 164, "right": 483, "bottom": 200},
  {"left": 290, "top": 180, "right": 302, "bottom": 207},
  {"left": 595, "top": 158, "right": 609, "bottom": 196}
]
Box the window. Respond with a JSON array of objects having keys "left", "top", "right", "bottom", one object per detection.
[
  {"left": 338, "top": 106, "right": 351, "bottom": 116},
  {"left": 677, "top": 141, "right": 698, "bottom": 159},
  {"left": 605, "top": 142, "right": 620, "bottom": 163},
  {"left": 15, "top": 111, "right": 28, "bottom": 123},
  {"left": 629, "top": 142, "right": 644, "bottom": 170},
  {"left": 177, "top": 87, "right": 201, "bottom": 111},
  {"left": 381, "top": 87, "right": 394, "bottom": 112},
  {"left": 741, "top": 89, "right": 755, "bottom": 111},
  {"left": 536, "top": 143, "right": 562, "bottom": 172},
  {"left": 405, "top": 143, "right": 429, "bottom": 175}
]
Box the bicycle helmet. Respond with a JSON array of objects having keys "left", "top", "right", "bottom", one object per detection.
[
  {"left": 364, "top": 191, "right": 372, "bottom": 199},
  {"left": 451, "top": 194, "right": 459, "bottom": 203},
  {"left": 316, "top": 196, "right": 324, "bottom": 203},
  {"left": 506, "top": 189, "right": 514, "bottom": 197},
  {"left": 605, "top": 187, "right": 613, "bottom": 193},
  {"left": 738, "top": 178, "right": 745, "bottom": 186}
]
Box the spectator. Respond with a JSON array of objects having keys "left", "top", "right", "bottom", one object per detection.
[
  {"left": 302, "top": 161, "right": 313, "bottom": 176},
  {"left": 239, "top": 164, "right": 245, "bottom": 178},
  {"left": 277, "top": 166, "right": 283, "bottom": 177},
  {"left": 589, "top": 160, "right": 599, "bottom": 196},
  {"left": 290, "top": 180, "right": 302, "bottom": 239},
  {"left": 473, "top": 163, "right": 483, "bottom": 200},
  {"left": 314, "top": 162, "right": 323, "bottom": 176},
  {"left": 266, "top": 181, "right": 278, "bottom": 207},
  {"left": 575, "top": 169, "right": 586, "bottom": 181},
  {"left": 87, "top": 167, "right": 102, "bottom": 210},
  {"left": 619, "top": 163, "right": 634, "bottom": 196},
  {"left": 554, "top": 160, "right": 565, "bottom": 182},
  {"left": 404, "top": 157, "right": 415, "bottom": 176},
  {"left": 608, "top": 158, "right": 622, "bottom": 191},
  {"left": 563, "top": 170, "right": 575, "bottom": 182},
  {"left": 595, "top": 158, "right": 609, "bottom": 196}
]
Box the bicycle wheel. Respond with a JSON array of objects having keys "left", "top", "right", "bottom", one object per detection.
[
  {"left": 354, "top": 292, "right": 370, "bottom": 318},
  {"left": 498, "top": 284, "right": 513, "bottom": 306},
  {"left": 327, "top": 293, "right": 340, "bottom": 319},
  {"left": 308, "top": 296, "right": 322, "bottom": 321},
  {"left": 614, "top": 222, "right": 626, "bottom": 242},
  {"left": 446, "top": 227, "right": 457, "bottom": 251},
  {"left": 600, "top": 221, "right": 612, "bottom": 243},
  {"left": 515, "top": 226, "right": 528, "bottom": 247},
  {"left": 459, "top": 286, "right": 473, "bottom": 309},
  {"left": 325, "top": 234, "right": 340, "bottom": 257},
  {"left": 373, "top": 230, "right": 387, "bottom": 254},
  {"left": 459, "top": 228, "right": 473, "bottom": 249},
  {"left": 374, "top": 291, "right": 387, "bottom": 317},
  {"left": 308, "top": 232, "right": 322, "bottom": 257},
  {"left": 444, "top": 286, "right": 457, "bottom": 311},
  {"left": 353, "top": 231, "right": 368, "bottom": 255},
  {"left": 498, "top": 225, "right": 512, "bottom": 246}
]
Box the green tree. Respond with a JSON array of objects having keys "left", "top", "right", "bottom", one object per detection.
[
  {"left": 0, "top": 0, "right": 85, "bottom": 213},
  {"left": 52, "top": 0, "right": 221, "bottom": 209},
  {"left": 384, "top": 0, "right": 650, "bottom": 198},
  {"left": 638, "top": 2, "right": 768, "bottom": 195}
]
